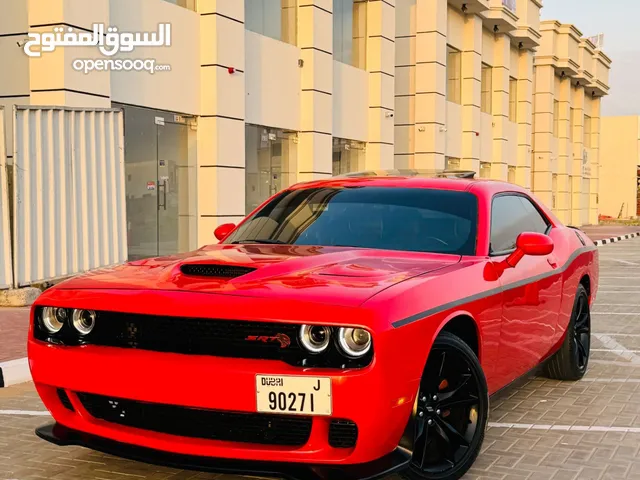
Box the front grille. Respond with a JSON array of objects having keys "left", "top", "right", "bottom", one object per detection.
[
  {"left": 90, "top": 312, "right": 305, "bottom": 364},
  {"left": 180, "top": 264, "right": 256, "bottom": 278},
  {"left": 57, "top": 389, "right": 75, "bottom": 412},
  {"left": 59, "top": 311, "right": 373, "bottom": 368},
  {"left": 77, "top": 392, "right": 312, "bottom": 447},
  {"left": 328, "top": 419, "right": 358, "bottom": 448}
]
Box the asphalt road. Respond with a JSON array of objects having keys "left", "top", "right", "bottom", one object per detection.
[{"left": 2, "top": 237, "right": 640, "bottom": 480}]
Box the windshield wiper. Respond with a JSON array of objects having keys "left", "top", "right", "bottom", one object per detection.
[{"left": 230, "top": 239, "right": 288, "bottom": 245}]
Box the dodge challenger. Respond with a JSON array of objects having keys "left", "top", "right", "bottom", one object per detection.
[{"left": 29, "top": 169, "right": 598, "bottom": 480}]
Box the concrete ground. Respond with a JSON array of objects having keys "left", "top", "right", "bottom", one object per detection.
[{"left": 1, "top": 233, "right": 640, "bottom": 479}]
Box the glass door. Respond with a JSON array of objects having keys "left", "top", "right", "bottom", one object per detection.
[
  {"left": 245, "top": 125, "right": 297, "bottom": 215},
  {"left": 118, "top": 104, "right": 194, "bottom": 260},
  {"left": 157, "top": 121, "right": 190, "bottom": 257}
]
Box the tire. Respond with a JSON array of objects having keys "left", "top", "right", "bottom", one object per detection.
[
  {"left": 544, "top": 284, "right": 591, "bottom": 381},
  {"left": 400, "top": 332, "right": 489, "bottom": 480}
]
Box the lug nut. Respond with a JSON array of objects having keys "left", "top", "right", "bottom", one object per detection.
[
  {"left": 421, "top": 396, "right": 427, "bottom": 402},
  {"left": 427, "top": 419, "right": 434, "bottom": 425},
  {"left": 418, "top": 411, "right": 424, "bottom": 417},
  {"left": 436, "top": 409, "right": 441, "bottom": 416},
  {"left": 432, "top": 395, "right": 438, "bottom": 401}
]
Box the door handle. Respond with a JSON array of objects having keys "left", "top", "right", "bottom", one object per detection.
[{"left": 158, "top": 181, "right": 167, "bottom": 210}]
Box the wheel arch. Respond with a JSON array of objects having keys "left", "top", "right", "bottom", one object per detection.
[
  {"left": 435, "top": 312, "right": 481, "bottom": 362},
  {"left": 579, "top": 274, "right": 591, "bottom": 299}
]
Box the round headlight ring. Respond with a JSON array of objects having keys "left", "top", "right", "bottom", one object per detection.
[
  {"left": 41, "top": 307, "right": 65, "bottom": 334},
  {"left": 337, "top": 327, "right": 372, "bottom": 358},
  {"left": 72, "top": 309, "right": 96, "bottom": 336},
  {"left": 299, "top": 325, "right": 331, "bottom": 353}
]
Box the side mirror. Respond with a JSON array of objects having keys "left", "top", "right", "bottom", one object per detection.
[
  {"left": 506, "top": 232, "right": 554, "bottom": 268},
  {"left": 214, "top": 223, "right": 236, "bottom": 242}
]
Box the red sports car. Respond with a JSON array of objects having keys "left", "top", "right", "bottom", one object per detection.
[{"left": 30, "top": 170, "right": 598, "bottom": 480}]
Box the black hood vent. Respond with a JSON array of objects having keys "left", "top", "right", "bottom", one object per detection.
[{"left": 180, "top": 264, "right": 257, "bottom": 278}]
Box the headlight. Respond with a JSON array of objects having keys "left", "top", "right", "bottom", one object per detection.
[
  {"left": 72, "top": 309, "right": 96, "bottom": 335},
  {"left": 299, "top": 325, "right": 331, "bottom": 353},
  {"left": 337, "top": 327, "right": 372, "bottom": 357},
  {"left": 41, "top": 307, "right": 66, "bottom": 334}
]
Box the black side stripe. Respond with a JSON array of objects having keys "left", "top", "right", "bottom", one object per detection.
[{"left": 392, "top": 246, "right": 597, "bottom": 329}]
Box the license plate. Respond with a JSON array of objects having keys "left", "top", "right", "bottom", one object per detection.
[{"left": 256, "top": 375, "right": 332, "bottom": 416}]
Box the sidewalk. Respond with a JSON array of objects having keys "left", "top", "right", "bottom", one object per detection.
[
  {"left": 581, "top": 225, "right": 640, "bottom": 242},
  {"left": 0, "top": 307, "right": 29, "bottom": 363},
  {"left": 0, "top": 307, "right": 30, "bottom": 387}
]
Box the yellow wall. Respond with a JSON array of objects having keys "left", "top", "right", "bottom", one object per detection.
[{"left": 600, "top": 116, "right": 639, "bottom": 219}]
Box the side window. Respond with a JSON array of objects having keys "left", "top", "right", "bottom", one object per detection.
[
  {"left": 490, "top": 195, "right": 530, "bottom": 254},
  {"left": 517, "top": 197, "right": 550, "bottom": 234},
  {"left": 490, "top": 194, "right": 551, "bottom": 254}
]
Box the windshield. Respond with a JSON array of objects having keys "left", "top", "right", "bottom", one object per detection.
[{"left": 223, "top": 187, "right": 478, "bottom": 255}]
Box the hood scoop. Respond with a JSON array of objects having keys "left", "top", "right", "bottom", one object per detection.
[{"left": 180, "top": 264, "right": 257, "bottom": 279}]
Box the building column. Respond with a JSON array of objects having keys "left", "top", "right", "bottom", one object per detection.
[
  {"left": 365, "top": 0, "right": 395, "bottom": 170},
  {"left": 532, "top": 65, "right": 555, "bottom": 208},
  {"left": 27, "top": 0, "right": 110, "bottom": 107},
  {"left": 515, "top": 50, "right": 533, "bottom": 189},
  {"left": 197, "top": 0, "right": 246, "bottom": 246},
  {"left": 414, "top": 0, "right": 448, "bottom": 170},
  {"left": 570, "top": 85, "right": 585, "bottom": 226},
  {"left": 394, "top": 0, "right": 416, "bottom": 168},
  {"left": 297, "top": 0, "right": 333, "bottom": 181},
  {"left": 490, "top": 34, "right": 510, "bottom": 181},
  {"left": 589, "top": 96, "right": 602, "bottom": 224},
  {"left": 555, "top": 77, "right": 572, "bottom": 224},
  {"left": 460, "top": 14, "right": 483, "bottom": 173}
]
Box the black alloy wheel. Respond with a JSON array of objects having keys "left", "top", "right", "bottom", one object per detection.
[
  {"left": 573, "top": 292, "right": 591, "bottom": 371},
  {"left": 402, "top": 332, "right": 489, "bottom": 480},
  {"left": 545, "top": 284, "right": 591, "bottom": 381}
]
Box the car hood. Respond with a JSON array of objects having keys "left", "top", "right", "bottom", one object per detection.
[{"left": 53, "top": 244, "right": 461, "bottom": 307}]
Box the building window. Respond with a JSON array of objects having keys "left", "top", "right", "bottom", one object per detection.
[
  {"left": 553, "top": 100, "right": 560, "bottom": 138},
  {"left": 481, "top": 64, "right": 492, "bottom": 115},
  {"left": 569, "top": 107, "right": 575, "bottom": 142},
  {"left": 447, "top": 46, "right": 462, "bottom": 104},
  {"left": 245, "top": 0, "right": 297, "bottom": 46},
  {"left": 445, "top": 157, "right": 461, "bottom": 170},
  {"left": 334, "top": 0, "right": 367, "bottom": 69},
  {"left": 163, "top": 0, "right": 196, "bottom": 10},
  {"left": 509, "top": 77, "right": 518, "bottom": 122},
  {"left": 480, "top": 162, "right": 491, "bottom": 179},
  {"left": 332, "top": 138, "right": 365, "bottom": 176},
  {"left": 245, "top": 125, "right": 298, "bottom": 214},
  {"left": 584, "top": 115, "right": 592, "bottom": 148}
]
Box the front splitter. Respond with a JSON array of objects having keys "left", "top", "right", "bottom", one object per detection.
[{"left": 36, "top": 422, "right": 411, "bottom": 480}]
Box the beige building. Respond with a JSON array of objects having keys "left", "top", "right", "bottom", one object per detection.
[
  {"left": 600, "top": 116, "right": 640, "bottom": 219},
  {"left": 0, "top": 0, "right": 614, "bottom": 263},
  {"left": 532, "top": 21, "right": 611, "bottom": 226}
]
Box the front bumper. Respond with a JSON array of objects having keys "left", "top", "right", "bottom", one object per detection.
[
  {"left": 29, "top": 337, "right": 420, "bottom": 466},
  {"left": 36, "top": 422, "right": 411, "bottom": 480}
]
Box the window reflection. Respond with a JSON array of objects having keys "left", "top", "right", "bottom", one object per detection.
[
  {"left": 333, "top": 0, "right": 367, "bottom": 69},
  {"left": 245, "top": 0, "right": 297, "bottom": 45},
  {"left": 332, "top": 138, "right": 365, "bottom": 176}
]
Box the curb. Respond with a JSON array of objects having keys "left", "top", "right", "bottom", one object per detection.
[
  {"left": 594, "top": 232, "right": 640, "bottom": 247},
  {"left": 0, "top": 358, "right": 31, "bottom": 388}
]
